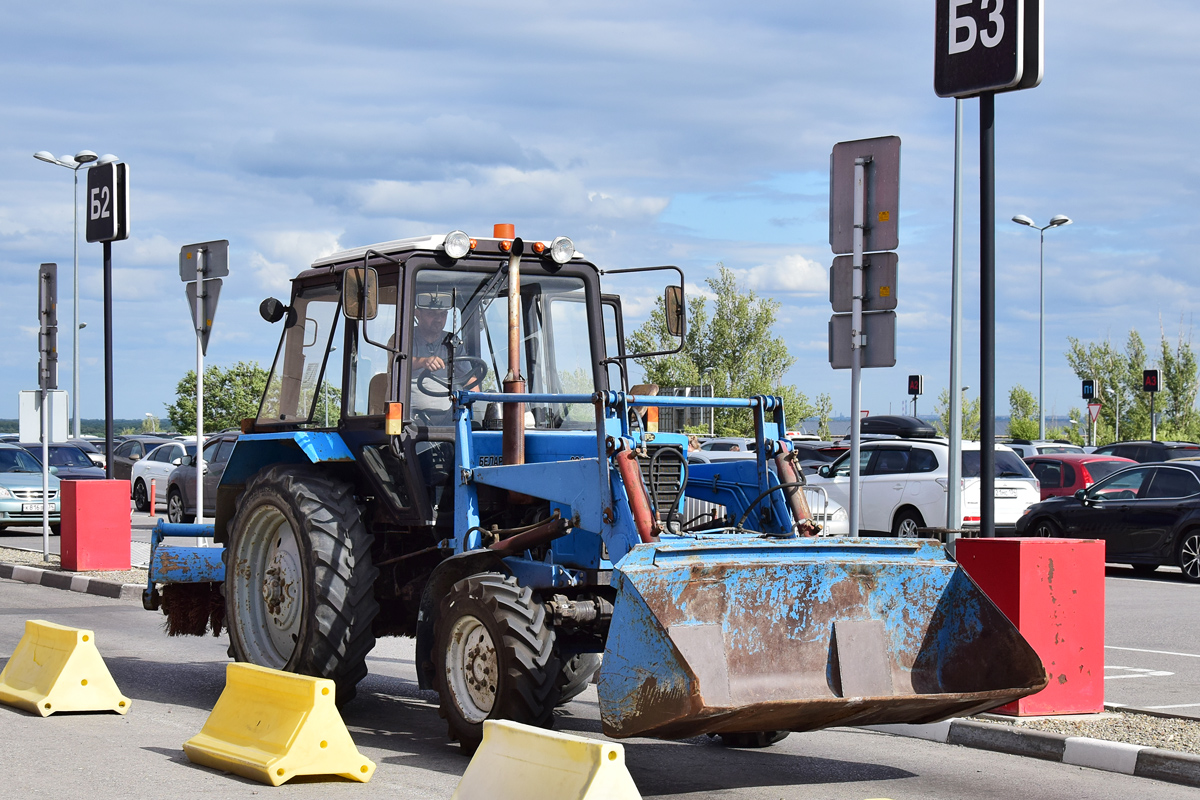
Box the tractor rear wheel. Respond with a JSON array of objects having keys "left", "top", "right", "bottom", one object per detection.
[
  {"left": 224, "top": 465, "right": 379, "bottom": 705},
  {"left": 433, "top": 573, "right": 561, "bottom": 753}
]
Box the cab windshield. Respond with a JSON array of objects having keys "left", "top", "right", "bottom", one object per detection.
[{"left": 409, "top": 268, "right": 597, "bottom": 429}]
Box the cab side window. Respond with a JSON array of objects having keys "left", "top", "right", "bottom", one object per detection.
[
  {"left": 872, "top": 449, "right": 910, "bottom": 475},
  {"left": 214, "top": 439, "right": 237, "bottom": 464}
]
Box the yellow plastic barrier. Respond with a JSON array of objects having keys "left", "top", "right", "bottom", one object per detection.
[
  {"left": 0, "top": 619, "right": 131, "bottom": 717},
  {"left": 452, "top": 720, "right": 642, "bottom": 800},
  {"left": 183, "top": 663, "right": 375, "bottom": 786}
]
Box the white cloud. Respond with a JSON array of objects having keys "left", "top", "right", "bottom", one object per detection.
[
  {"left": 732, "top": 254, "right": 826, "bottom": 295},
  {"left": 357, "top": 168, "right": 668, "bottom": 224},
  {"left": 250, "top": 231, "right": 343, "bottom": 292}
]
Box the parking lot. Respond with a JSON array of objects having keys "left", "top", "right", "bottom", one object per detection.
[{"left": 3, "top": 576, "right": 1197, "bottom": 799}]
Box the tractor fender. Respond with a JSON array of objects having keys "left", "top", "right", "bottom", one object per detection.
[{"left": 415, "top": 550, "right": 511, "bottom": 690}]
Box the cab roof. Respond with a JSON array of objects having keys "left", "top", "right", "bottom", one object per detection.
[{"left": 308, "top": 232, "right": 588, "bottom": 271}]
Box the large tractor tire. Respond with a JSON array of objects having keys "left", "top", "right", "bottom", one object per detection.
[
  {"left": 223, "top": 465, "right": 379, "bottom": 706},
  {"left": 433, "top": 573, "right": 561, "bottom": 753},
  {"left": 558, "top": 653, "right": 602, "bottom": 705}
]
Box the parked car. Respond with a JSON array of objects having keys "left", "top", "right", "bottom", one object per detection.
[
  {"left": 1015, "top": 461, "right": 1200, "bottom": 581},
  {"left": 166, "top": 432, "right": 239, "bottom": 522},
  {"left": 809, "top": 438, "right": 1040, "bottom": 536},
  {"left": 1024, "top": 453, "right": 1137, "bottom": 500},
  {"left": 109, "top": 436, "right": 175, "bottom": 482},
  {"left": 131, "top": 441, "right": 198, "bottom": 511},
  {"left": 1004, "top": 439, "right": 1085, "bottom": 459},
  {"left": 698, "top": 437, "right": 756, "bottom": 452},
  {"left": 66, "top": 437, "right": 106, "bottom": 468},
  {"left": 1091, "top": 440, "right": 1200, "bottom": 463},
  {"left": 17, "top": 443, "right": 106, "bottom": 481},
  {"left": 0, "top": 443, "right": 60, "bottom": 531}
]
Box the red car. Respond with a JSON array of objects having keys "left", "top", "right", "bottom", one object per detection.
[{"left": 1024, "top": 453, "right": 1137, "bottom": 500}]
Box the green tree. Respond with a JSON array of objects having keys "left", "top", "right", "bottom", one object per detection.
[
  {"left": 1007, "top": 384, "right": 1039, "bottom": 440},
  {"left": 627, "top": 265, "right": 813, "bottom": 436},
  {"left": 934, "top": 388, "right": 981, "bottom": 440},
  {"left": 812, "top": 393, "right": 834, "bottom": 439},
  {"left": 167, "top": 361, "right": 269, "bottom": 434},
  {"left": 1065, "top": 326, "right": 1200, "bottom": 444}
]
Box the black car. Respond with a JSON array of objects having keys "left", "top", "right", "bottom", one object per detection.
[
  {"left": 17, "top": 443, "right": 106, "bottom": 480},
  {"left": 1015, "top": 461, "right": 1200, "bottom": 581},
  {"left": 1091, "top": 440, "right": 1200, "bottom": 463},
  {"left": 109, "top": 436, "right": 175, "bottom": 482}
]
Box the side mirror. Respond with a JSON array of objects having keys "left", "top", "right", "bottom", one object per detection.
[
  {"left": 664, "top": 285, "right": 684, "bottom": 338},
  {"left": 49, "top": 466, "right": 59, "bottom": 476},
  {"left": 817, "top": 465, "right": 831, "bottom": 478},
  {"left": 171, "top": 457, "right": 183, "bottom": 466},
  {"left": 259, "top": 297, "right": 287, "bottom": 323},
  {"left": 130, "top": 454, "right": 140, "bottom": 462},
  {"left": 343, "top": 267, "right": 379, "bottom": 321},
  {"left": 1074, "top": 488, "right": 1088, "bottom": 504}
]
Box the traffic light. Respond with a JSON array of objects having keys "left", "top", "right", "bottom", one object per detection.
[
  {"left": 1081, "top": 379, "right": 1094, "bottom": 400},
  {"left": 1143, "top": 369, "right": 1161, "bottom": 393}
]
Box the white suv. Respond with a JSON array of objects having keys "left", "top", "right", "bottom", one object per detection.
[{"left": 808, "top": 439, "right": 1040, "bottom": 536}]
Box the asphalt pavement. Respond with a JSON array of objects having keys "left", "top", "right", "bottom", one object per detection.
[{"left": 1, "top": 579, "right": 1197, "bottom": 799}]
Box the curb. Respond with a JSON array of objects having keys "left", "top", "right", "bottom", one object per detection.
[
  {"left": 864, "top": 718, "right": 1200, "bottom": 788},
  {"left": 0, "top": 562, "right": 143, "bottom": 602}
]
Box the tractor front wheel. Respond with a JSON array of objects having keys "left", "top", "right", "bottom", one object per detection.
[
  {"left": 224, "top": 465, "right": 379, "bottom": 705},
  {"left": 433, "top": 573, "right": 561, "bottom": 753}
]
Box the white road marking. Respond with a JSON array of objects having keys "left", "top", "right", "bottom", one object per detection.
[
  {"left": 1106, "top": 645, "right": 1200, "bottom": 659},
  {"left": 1145, "top": 702, "right": 1200, "bottom": 709},
  {"left": 1104, "top": 666, "right": 1174, "bottom": 680}
]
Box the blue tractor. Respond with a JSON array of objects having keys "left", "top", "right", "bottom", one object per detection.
[{"left": 146, "top": 227, "right": 1047, "bottom": 752}]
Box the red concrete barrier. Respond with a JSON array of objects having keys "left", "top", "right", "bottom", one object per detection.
[
  {"left": 955, "top": 537, "right": 1105, "bottom": 715},
  {"left": 60, "top": 480, "right": 131, "bottom": 571}
]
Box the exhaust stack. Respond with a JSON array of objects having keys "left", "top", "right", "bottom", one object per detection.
[{"left": 499, "top": 224, "right": 525, "bottom": 466}]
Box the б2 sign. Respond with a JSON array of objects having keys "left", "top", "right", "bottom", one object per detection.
[
  {"left": 85, "top": 162, "right": 130, "bottom": 243},
  {"left": 935, "top": 0, "right": 1043, "bottom": 98}
]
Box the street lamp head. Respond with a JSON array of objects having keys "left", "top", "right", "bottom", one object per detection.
[
  {"left": 33, "top": 150, "right": 59, "bottom": 164},
  {"left": 96, "top": 153, "right": 118, "bottom": 165},
  {"left": 58, "top": 155, "right": 77, "bottom": 166},
  {"left": 1011, "top": 215, "right": 1035, "bottom": 227},
  {"left": 73, "top": 150, "right": 98, "bottom": 165},
  {"left": 1048, "top": 214, "right": 1072, "bottom": 228},
  {"left": 79, "top": 322, "right": 87, "bottom": 329}
]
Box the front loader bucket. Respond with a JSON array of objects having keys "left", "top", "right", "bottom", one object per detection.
[{"left": 597, "top": 537, "right": 1048, "bottom": 740}]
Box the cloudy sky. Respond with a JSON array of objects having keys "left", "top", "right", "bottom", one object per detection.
[{"left": 3, "top": 1, "right": 1198, "bottom": 428}]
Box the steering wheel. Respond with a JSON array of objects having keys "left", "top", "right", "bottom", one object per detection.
[{"left": 416, "top": 356, "right": 490, "bottom": 397}]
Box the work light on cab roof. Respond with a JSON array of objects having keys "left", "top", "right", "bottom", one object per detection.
[{"left": 443, "top": 230, "right": 473, "bottom": 259}]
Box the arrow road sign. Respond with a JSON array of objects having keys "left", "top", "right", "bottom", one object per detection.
[
  {"left": 186, "top": 278, "right": 222, "bottom": 356},
  {"left": 180, "top": 240, "right": 230, "bottom": 281}
]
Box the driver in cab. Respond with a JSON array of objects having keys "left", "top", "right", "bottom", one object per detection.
[{"left": 410, "top": 289, "right": 483, "bottom": 422}]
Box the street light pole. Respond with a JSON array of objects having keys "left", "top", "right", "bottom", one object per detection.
[
  {"left": 33, "top": 150, "right": 118, "bottom": 439},
  {"left": 1011, "top": 213, "right": 1072, "bottom": 440}
]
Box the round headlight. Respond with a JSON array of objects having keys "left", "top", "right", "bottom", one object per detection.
[
  {"left": 549, "top": 236, "right": 575, "bottom": 264},
  {"left": 444, "top": 230, "right": 471, "bottom": 259}
]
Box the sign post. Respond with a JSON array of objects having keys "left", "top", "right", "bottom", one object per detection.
[
  {"left": 829, "top": 136, "right": 901, "bottom": 537},
  {"left": 179, "top": 240, "right": 229, "bottom": 526},
  {"left": 85, "top": 162, "right": 130, "bottom": 477},
  {"left": 935, "top": 0, "right": 1043, "bottom": 537},
  {"left": 1144, "top": 369, "right": 1161, "bottom": 441},
  {"left": 37, "top": 263, "right": 57, "bottom": 561}
]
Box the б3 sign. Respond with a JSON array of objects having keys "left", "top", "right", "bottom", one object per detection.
[
  {"left": 85, "top": 162, "right": 131, "bottom": 243},
  {"left": 935, "top": 0, "right": 1043, "bottom": 98}
]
